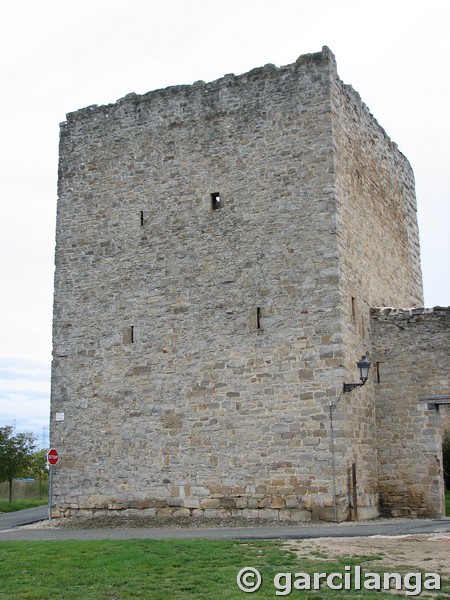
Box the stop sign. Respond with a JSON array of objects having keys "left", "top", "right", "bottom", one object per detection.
[{"left": 47, "top": 448, "right": 59, "bottom": 466}]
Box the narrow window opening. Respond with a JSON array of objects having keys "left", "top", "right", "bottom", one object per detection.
[
  {"left": 211, "top": 192, "right": 221, "bottom": 210},
  {"left": 256, "top": 307, "right": 261, "bottom": 330},
  {"left": 351, "top": 296, "right": 357, "bottom": 320},
  {"left": 130, "top": 326, "right": 135, "bottom": 343},
  {"left": 376, "top": 361, "right": 381, "bottom": 384},
  {"left": 140, "top": 211, "right": 144, "bottom": 226}
]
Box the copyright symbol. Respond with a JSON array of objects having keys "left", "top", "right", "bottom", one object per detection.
[{"left": 237, "top": 567, "right": 262, "bottom": 593}]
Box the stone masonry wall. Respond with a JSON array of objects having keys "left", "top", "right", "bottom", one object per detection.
[
  {"left": 51, "top": 47, "right": 428, "bottom": 522},
  {"left": 52, "top": 48, "right": 347, "bottom": 520},
  {"left": 323, "top": 68, "right": 424, "bottom": 520},
  {"left": 371, "top": 307, "right": 450, "bottom": 517}
]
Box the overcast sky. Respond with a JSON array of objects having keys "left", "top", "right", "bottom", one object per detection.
[{"left": 1, "top": 0, "right": 449, "bottom": 447}]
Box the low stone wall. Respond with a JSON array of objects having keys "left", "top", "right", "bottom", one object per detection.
[
  {"left": 371, "top": 307, "right": 450, "bottom": 518},
  {"left": 52, "top": 490, "right": 338, "bottom": 521}
]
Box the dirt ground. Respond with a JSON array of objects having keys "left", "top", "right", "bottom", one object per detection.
[{"left": 285, "top": 533, "right": 450, "bottom": 578}]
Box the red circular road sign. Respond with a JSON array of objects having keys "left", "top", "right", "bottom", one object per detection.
[{"left": 47, "top": 448, "right": 59, "bottom": 466}]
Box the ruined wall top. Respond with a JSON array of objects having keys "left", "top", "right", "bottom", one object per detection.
[
  {"left": 370, "top": 306, "right": 450, "bottom": 320},
  {"left": 63, "top": 46, "right": 337, "bottom": 124},
  {"left": 60, "top": 46, "right": 413, "bottom": 185}
]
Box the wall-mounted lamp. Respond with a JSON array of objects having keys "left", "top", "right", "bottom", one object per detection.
[
  {"left": 329, "top": 354, "right": 371, "bottom": 522},
  {"left": 343, "top": 355, "right": 371, "bottom": 394}
]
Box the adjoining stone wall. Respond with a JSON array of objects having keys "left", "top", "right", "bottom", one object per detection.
[
  {"left": 371, "top": 307, "right": 450, "bottom": 517},
  {"left": 441, "top": 405, "right": 450, "bottom": 430}
]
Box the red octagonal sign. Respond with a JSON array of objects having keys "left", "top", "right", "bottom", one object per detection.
[{"left": 47, "top": 448, "right": 59, "bottom": 466}]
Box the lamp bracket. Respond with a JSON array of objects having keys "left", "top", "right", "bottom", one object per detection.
[{"left": 343, "top": 382, "right": 364, "bottom": 394}]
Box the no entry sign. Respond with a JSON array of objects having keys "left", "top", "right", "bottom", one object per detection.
[{"left": 47, "top": 448, "right": 59, "bottom": 466}]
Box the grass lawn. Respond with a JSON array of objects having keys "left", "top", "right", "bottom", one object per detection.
[
  {"left": 0, "top": 480, "right": 48, "bottom": 512},
  {"left": 0, "top": 539, "right": 446, "bottom": 600},
  {"left": 0, "top": 499, "right": 47, "bottom": 513}
]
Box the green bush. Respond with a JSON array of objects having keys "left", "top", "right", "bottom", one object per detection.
[{"left": 443, "top": 429, "right": 450, "bottom": 490}]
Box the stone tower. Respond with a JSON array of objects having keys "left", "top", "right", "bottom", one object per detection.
[{"left": 51, "top": 47, "right": 448, "bottom": 521}]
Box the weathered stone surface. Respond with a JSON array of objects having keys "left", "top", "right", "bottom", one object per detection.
[
  {"left": 50, "top": 46, "right": 448, "bottom": 523},
  {"left": 371, "top": 307, "right": 450, "bottom": 518},
  {"left": 285, "top": 495, "right": 299, "bottom": 509},
  {"left": 156, "top": 508, "right": 174, "bottom": 517},
  {"left": 269, "top": 497, "right": 285, "bottom": 509},
  {"left": 289, "top": 508, "right": 312, "bottom": 522},
  {"left": 200, "top": 499, "right": 220, "bottom": 509},
  {"left": 173, "top": 508, "right": 191, "bottom": 518},
  {"left": 166, "top": 497, "right": 183, "bottom": 507},
  {"left": 182, "top": 497, "right": 200, "bottom": 509}
]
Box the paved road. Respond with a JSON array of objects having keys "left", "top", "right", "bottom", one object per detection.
[
  {"left": 0, "top": 505, "right": 48, "bottom": 531},
  {"left": 0, "top": 507, "right": 449, "bottom": 541}
]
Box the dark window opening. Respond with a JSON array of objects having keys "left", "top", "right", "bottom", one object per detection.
[
  {"left": 351, "top": 296, "right": 357, "bottom": 320},
  {"left": 211, "top": 192, "right": 221, "bottom": 210},
  {"left": 376, "top": 361, "right": 381, "bottom": 384},
  {"left": 130, "top": 326, "right": 135, "bottom": 343},
  {"left": 256, "top": 307, "right": 261, "bottom": 329},
  {"left": 140, "top": 211, "right": 144, "bottom": 226}
]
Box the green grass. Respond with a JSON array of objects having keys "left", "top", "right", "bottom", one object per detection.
[
  {"left": 0, "top": 479, "right": 48, "bottom": 508},
  {"left": 0, "top": 539, "right": 447, "bottom": 600},
  {"left": 0, "top": 498, "right": 47, "bottom": 513},
  {"left": 446, "top": 490, "right": 450, "bottom": 516}
]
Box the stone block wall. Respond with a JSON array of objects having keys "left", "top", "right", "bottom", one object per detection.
[
  {"left": 323, "top": 61, "right": 424, "bottom": 519},
  {"left": 50, "top": 47, "right": 433, "bottom": 521},
  {"left": 371, "top": 307, "right": 450, "bottom": 517},
  {"left": 52, "top": 48, "right": 346, "bottom": 520}
]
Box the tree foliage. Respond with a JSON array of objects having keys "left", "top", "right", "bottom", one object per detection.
[
  {"left": 0, "top": 425, "right": 36, "bottom": 502},
  {"left": 443, "top": 428, "right": 450, "bottom": 490},
  {"left": 27, "top": 448, "right": 49, "bottom": 498},
  {"left": 28, "top": 449, "right": 48, "bottom": 477}
]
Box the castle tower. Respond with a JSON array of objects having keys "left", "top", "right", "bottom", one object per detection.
[{"left": 51, "top": 47, "right": 446, "bottom": 521}]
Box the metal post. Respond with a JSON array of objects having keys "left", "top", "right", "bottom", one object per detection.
[
  {"left": 329, "top": 401, "right": 337, "bottom": 523},
  {"left": 48, "top": 464, "right": 53, "bottom": 521},
  {"left": 352, "top": 462, "right": 358, "bottom": 521}
]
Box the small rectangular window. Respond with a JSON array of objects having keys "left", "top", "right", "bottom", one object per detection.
[
  {"left": 140, "top": 211, "right": 144, "bottom": 226},
  {"left": 211, "top": 192, "right": 221, "bottom": 210},
  {"left": 256, "top": 307, "right": 261, "bottom": 329}
]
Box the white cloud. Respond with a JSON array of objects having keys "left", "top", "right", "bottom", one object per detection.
[{"left": 0, "top": 358, "right": 50, "bottom": 448}]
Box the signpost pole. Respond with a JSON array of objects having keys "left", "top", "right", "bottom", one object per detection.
[
  {"left": 48, "top": 464, "right": 53, "bottom": 522},
  {"left": 46, "top": 448, "right": 59, "bottom": 522}
]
